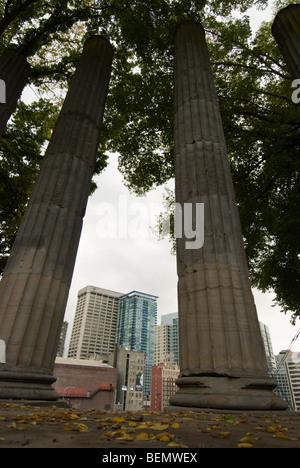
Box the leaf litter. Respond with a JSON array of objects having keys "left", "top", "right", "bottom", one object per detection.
[{"left": 0, "top": 402, "right": 299, "bottom": 448}]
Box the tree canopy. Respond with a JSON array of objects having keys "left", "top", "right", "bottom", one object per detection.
[{"left": 0, "top": 0, "right": 299, "bottom": 322}]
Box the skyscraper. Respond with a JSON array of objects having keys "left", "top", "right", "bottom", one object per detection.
[
  {"left": 274, "top": 352, "right": 293, "bottom": 410},
  {"left": 155, "top": 313, "right": 179, "bottom": 366},
  {"left": 285, "top": 351, "right": 300, "bottom": 411},
  {"left": 259, "top": 322, "right": 277, "bottom": 373},
  {"left": 155, "top": 323, "right": 173, "bottom": 365},
  {"left": 68, "top": 286, "right": 123, "bottom": 360},
  {"left": 56, "top": 321, "right": 68, "bottom": 358},
  {"left": 116, "top": 291, "right": 158, "bottom": 399}
]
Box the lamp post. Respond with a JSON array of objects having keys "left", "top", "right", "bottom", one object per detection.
[{"left": 62, "top": 386, "right": 75, "bottom": 402}]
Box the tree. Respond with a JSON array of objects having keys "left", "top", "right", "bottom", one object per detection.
[{"left": 0, "top": 0, "right": 299, "bottom": 322}]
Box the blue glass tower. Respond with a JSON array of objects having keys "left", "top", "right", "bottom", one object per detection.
[{"left": 116, "top": 291, "right": 158, "bottom": 400}]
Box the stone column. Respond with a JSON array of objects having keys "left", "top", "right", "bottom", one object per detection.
[
  {"left": 272, "top": 4, "right": 300, "bottom": 80},
  {"left": 0, "top": 50, "right": 30, "bottom": 138},
  {"left": 170, "top": 21, "right": 286, "bottom": 410},
  {"left": 0, "top": 36, "right": 113, "bottom": 400}
]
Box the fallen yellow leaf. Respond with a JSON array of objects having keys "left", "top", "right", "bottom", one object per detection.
[
  {"left": 151, "top": 424, "right": 169, "bottom": 431},
  {"left": 172, "top": 422, "right": 180, "bottom": 429},
  {"left": 113, "top": 416, "right": 126, "bottom": 423},
  {"left": 237, "top": 443, "right": 253, "bottom": 448},
  {"left": 239, "top": 436, "right": 255, "bottom": 444},
  {"left": 255, "top": 425, "right": 266, "bottom": 431},
  {"left": 53, "top": 411, "right": 68, "bottom": 419},
  {"left": 218, "top": 432, "right": 230, "bottom": 439},
  {"left": 8, "top": 422, "right": 26, "bottom": 431},
  {"left": 136, "top": 432, "right": 149, "bottom": 440},
  {"left": 137, "top": 423, "right": 149, "bottom": 429},
  {"left": 74, "top": 423, "right": 88, "bottom": 433},
  {"left": 155, "top": 432, "right": 174, "bottom": 441},
  {"left": 273, "top": 432, "right": 297, "bottom": 441},
  {"left": 158, "top": 434, "right": 172, "bottom": 442},
  {"left": 106, "top": 430, "right": 125, "bottom": 439},
  {"left": 116, "top": 434, "right": 134, "bottom": 441}
]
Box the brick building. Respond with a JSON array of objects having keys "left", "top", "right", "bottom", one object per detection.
[
  {"left": 150, "top": 363, "right": 180, "bottom": 411},
  {"left": 52, "top": 357, "right": 117, "bottom": 411}
]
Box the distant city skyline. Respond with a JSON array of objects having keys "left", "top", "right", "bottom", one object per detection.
[{"left": 60, "top": 285, "right": 300, "bottom": 411}]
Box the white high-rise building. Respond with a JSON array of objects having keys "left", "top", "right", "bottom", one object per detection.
[
  {"left": 155, "top": 313, "right": 179, "bottom": 366},
  {"left": 155, "top": 323, "right": 173, "bottom": 365},
  {"left": 274, "top": 352, "right": 293, "bottom": 410},
  {"left": 285, "top": 351, "right": 300, "bottom": 412},
  {"left": 68, "top": 286, "right": 123, "bottom": 359}
]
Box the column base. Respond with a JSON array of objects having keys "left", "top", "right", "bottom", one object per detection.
[
  {"left": 170, "top": 375, "right": 287, "bottom": 410},
  {"left": 0, "top": 369, "right": 58, "bottom": 401}
]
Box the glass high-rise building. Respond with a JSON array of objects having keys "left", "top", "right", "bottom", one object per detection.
[
  {"left": 259, "top": 322, "right": 276, "bottom": 373},
  {"left": 116, "top": 291, "right": 158, "bottom": 400}
]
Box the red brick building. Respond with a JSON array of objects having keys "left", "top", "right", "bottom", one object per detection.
[
  {"left": 52, "top": 357, "right": 117, "bottom": 410},
  {"left": 150, "top": 363, "right": 180, "bottom": 411}
]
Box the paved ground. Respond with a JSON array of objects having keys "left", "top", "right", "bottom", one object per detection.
[{"left": 0, "top": 402, "right": 299, "bottom": 449}]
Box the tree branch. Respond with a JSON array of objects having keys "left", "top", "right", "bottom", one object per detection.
[
  {"left": 0, "top": 0, "right": 41, "bottom": 37},
  {"left": 212, "top": 60, "right": 289, "bottom": 80}
]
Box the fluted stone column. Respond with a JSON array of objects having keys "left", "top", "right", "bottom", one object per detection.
[
  {"left": 170, "top": 22, "right": 286, "bottom": 410},
  {"left": 0, "top": 50, "right": 30, "bottom": 138},
  {"left": 272, "top": 4, "right": 300, "bottom": 80},
  {"left": 0, "top": 36, "right": 113, "bottom": 400}
]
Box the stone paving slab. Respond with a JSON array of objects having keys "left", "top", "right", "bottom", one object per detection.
[{"left": 0, "top": 402, "right": 299, "bottom": 449}]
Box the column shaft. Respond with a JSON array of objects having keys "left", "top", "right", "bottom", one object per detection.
[
  {"left": 272, "top": 4, "right": 300, "bottom": 80},
  {"left": 170, "top": 22, "right": 286, "bottom": 410},
  {"left": 0, "top": 36, "right": 113, "bottom": 400}
]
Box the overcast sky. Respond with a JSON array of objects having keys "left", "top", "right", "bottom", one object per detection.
[{"left": 20, "top": 2, "right": 299, "bottom": 356}]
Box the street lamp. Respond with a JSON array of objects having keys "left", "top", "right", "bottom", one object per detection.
[{"left": 62, "top": 386, "right": 75, "bottom": 402}]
